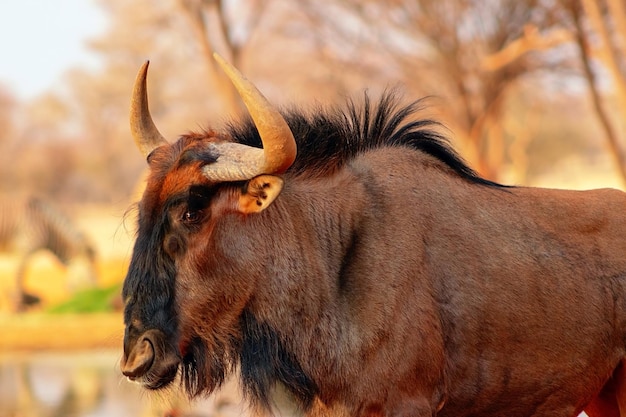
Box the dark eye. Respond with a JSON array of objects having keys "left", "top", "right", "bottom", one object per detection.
[
  {"left": 182, "top": 210, "right": 202, "bottom": 224},
  {"left": 183, "top": 185, "right": 212, "bottom": 225}
]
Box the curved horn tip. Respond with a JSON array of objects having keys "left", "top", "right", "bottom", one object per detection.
[
  {"left": 212, "top": 53, "right": 229, "bottom": 71},
  {"left": 130, "top": 60, "right": 168, "bottom": 158},
  {"left": 213, "top": 53, "right": 248, "bottom": 86},
  {"left": 133, "top": 61, "right": 151, "bottom": 89},
  {"left": 211, "top": 53, "right": 297, "bottom": 177},
  {"left": 139, "top": 61, "right": 150, "bottom": 79},
  {"left": 213, "top": 52, "right": 224, "bottom": 64}
]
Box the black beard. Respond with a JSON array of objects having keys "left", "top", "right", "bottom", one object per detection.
[
  {"left": 238, "top": 310, "right": 319, "bottom": 411},
  {"left": 179, "top": 309, "right": 318, "bottom": 412},
  {"left": 181, "top": 332, "right": 239, "bottom": 398}
]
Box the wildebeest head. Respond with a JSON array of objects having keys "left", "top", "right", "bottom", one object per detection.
[{"left": 120, "top": 55, "right": 298, "bottom": 396}]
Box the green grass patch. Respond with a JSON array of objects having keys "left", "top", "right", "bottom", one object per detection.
[{"left": 46, "top": 283, "right": 121, "bottom": 314}]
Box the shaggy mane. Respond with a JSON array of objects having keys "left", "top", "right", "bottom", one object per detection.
[{"left": 226, "top": 91, "right": 500, "bottom": 186}]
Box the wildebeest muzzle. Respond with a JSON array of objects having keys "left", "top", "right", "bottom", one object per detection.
[{"left": 121, "top": 328, "right": 180, "bottom": 390}]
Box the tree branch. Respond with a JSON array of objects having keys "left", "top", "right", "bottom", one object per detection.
[{"left": 481, "top": 24, "right": 572, "bottom": 71}]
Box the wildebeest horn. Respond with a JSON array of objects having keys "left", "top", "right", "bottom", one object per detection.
[
  {"left": 130, "top": 61, "right": 168, "bottom": 158},
  {"left": 205, "top": 53, "right": 297, "bottom": 181}
]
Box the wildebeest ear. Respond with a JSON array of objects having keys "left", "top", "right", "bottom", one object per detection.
[{"left": 238, "top": 175, "right": 284, "bottom": 214}]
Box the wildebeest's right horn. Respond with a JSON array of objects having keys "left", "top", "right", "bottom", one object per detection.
[
  {"left": 205, "top": 54, "right": 297, "bottom": 181},
  {"left": 130, "top": 61, "right": 168, "bottom": 158}
]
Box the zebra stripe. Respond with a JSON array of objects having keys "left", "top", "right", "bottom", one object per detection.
[{"left": 0, "top": 196, "right": 97, "bottom": 311}]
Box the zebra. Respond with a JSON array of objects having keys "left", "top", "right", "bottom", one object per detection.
[{"left": 0, "top": 196, "right": 98, "bottom": 311}]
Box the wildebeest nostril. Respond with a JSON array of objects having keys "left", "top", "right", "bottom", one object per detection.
[{"left": 121, "top": 336, "right": 155, "bottom": 379}]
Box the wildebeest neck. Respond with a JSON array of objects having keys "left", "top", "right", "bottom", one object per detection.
[{"left": 232, "top": 171, "right": 370, "bottom": 403}]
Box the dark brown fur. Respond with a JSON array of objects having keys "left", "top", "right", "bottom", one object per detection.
[{"left": 121, "top": 93, "right": 626, "bottom": 416}]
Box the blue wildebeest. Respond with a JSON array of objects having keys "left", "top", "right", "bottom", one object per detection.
[
  {"left": 0, "top": 196, "right": 98, "bottom": 311},
  {"left": 120, "top": 54, "right": 626, "bottom": 417}
]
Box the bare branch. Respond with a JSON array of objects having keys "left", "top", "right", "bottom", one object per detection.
[
  {"left": 569, "top": 1, "right": 626, "bottom": 186},
  {"left": 482, "top": 25, "right": 573, "bottom": 71},
  {"left": 176, "top": 0, "right": 241, "bottom": 114}
]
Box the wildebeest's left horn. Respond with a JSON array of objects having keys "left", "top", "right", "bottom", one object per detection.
[
  {"left": 130, "top": 61, "right": 168, "bottom": 158},
  {"left": 204, "top": 54, "right": 297, "bottom": 181}
]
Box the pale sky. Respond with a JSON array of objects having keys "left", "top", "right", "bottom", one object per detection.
[{"left": 0, "top": 0, "right": 106, "bottom": 99}]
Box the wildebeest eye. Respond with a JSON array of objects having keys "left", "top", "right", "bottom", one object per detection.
[
  {"left": 182, "top": 210, "right": 202, "bottom": 224},
  {"left": 181, "top": 185, "right": 212, "bottom": 226}
]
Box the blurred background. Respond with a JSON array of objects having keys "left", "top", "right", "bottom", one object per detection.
[{"left": 1, "top": 0, "right": 625, "bottom": 415}]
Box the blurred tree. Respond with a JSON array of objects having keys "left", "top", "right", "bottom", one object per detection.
[
  {"left": 0, "top": 86, "right": 17, "bottom": 192},
  {"left": 561, "top": 0, "right": 626, "bottom": 184},
  {"left": 8, "top": 93, "right": 86, "bottom": 201},
  {"left": 15, "top": 0, "right": 624, "bottom": 203},
  {"left": 176, "top": 0, "right": 266, "bottom": 115},
  {"left": 0, "top": 89, "right": 70, "bottom": 198},
  {"left": 0, "top": 85, "right": 16, "bottom": 143},
  {"left": 68, "top": 0, "right": 215, "bottom": 202},
  {"left": 297, "top": 0, "right": 578, "bottom": 181}
]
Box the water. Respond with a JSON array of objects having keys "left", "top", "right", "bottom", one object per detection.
[
  {"left": 0, "top": 350, "right": 246, "bottom": 417},
  {"left": 0, "top": 351, "right": 591, "bottom": 416}
]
